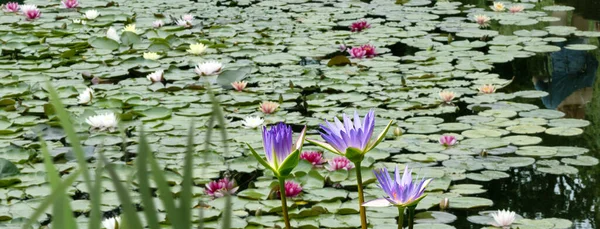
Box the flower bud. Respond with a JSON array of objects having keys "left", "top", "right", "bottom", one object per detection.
[
  {"left": 393, "top": 127, "right": 402, "bottom": 137},
  {"left": 440, "top": 198, "right": 449, "bottom": 210}
]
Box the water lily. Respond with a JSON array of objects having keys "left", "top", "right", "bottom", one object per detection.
[
  {"left": 86, "top": 112, "right": 118, "bottom": 131},
  {"left": 350, "top": 19, "right": 371, "bottom": 32},
  {"left": 361, "top": 44, "right": 377, "bottom": 58},
  {"left": 509, "top": 5, "right": 524, "bottom": 13},
  {"left": 348, "top": 46, "right": 367, "bottom": 59},
  {"left": 439, "top": 135, "right": 457, "bottom": 147},
  {"left": 339, "top": 44, "right": 347, "bottom": 52},
  {"left": 123, "top": 24, "right": 141, "bottom": 34},
  {"left": 73, "top": 18, "right": 86, "bottom": 25},
  {"left": 491, "top": 209, "right": 516, "bottom": 228},
  {"left": 247, "top": 122, "right": 306, "bottom": 177},
  {"left": 440, "top": 197, "right": 449, "bottom": 210},
  {"left": 152, "top": 20, "right": 164, "bottom": 28},
  {"left": 84, "top": 9, "right": 99, "bottom": 20},
  {"left": 182, "top": 14, "right": 194, "bottom": 22},
  {"left": 363, "top": 166, "right": 432, "bottom": 208},
  {"left": 146, "top": 69, "right": 164, "bottom": 83},
  {"left": 327, "top": 156, "right": 354, "bottom": 171},
  {"left": 439, "top": 90, "right": 456, "bottom": 103},
  {"left": 102, "top": 216, "right": 121, "bottom": 229},
  {"left": 194, "top": 61, "right": 223, "bottom": 76},
  {"left": 259, "top": 101, "right": 279, "bottom": 114},
  {"left": 479, "top": 84, "right": 496, "bottom": 94},
  {"left": 231, "top": 81, "right": 247, "bottom": 92},
  {"left": 61, "top": 0, "right": 79, "bottom": 9},
  {"left": 77, "top": 87, "right": 94, "bottom": 105},
  {"left": 4, "top": 2, "right": 19, "bottom": 12},
  {"left": 176, "top": 18, "right": 192, "bottom": 28},
  {"left": 21, "top": 5, "right": 41, "bottom": 21},
  {"left": 106, "top": 27, "right": 120, "bottom": 42},
  {"left": 187, "top": 43, "right": 207, "bottom": 55},
  {"left": 277, "top": 181, "right": 302, "bottom": 198},
  {"left": 474, "top": 14, "right": 491, "bottom": 28},
  {"left": 242, "top": 116, "right": 264, "bottom": 128},
  {"left": 143, "top": 52, "right": 160, "bottom": 60},
  {"left": 205, "top": 178, "right": 238, "bottom": 198},
  {"left": 491, "top": 2, "right": 505, "bottom": 11},
  {"left": 300, "top": 151, "right": 326, "bottom": 166}
]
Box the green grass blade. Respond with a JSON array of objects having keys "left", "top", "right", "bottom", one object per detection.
[
  {"left": 221, "top": 194, "right": 232, "bottom": 229},
  {"left": 101, "top": 153, "right": 144, "bottom": 229},
  {"left": 180, "top": 123, "right": 195, "bottom": 229},
  {"left": 148, "top": 143, "right": 183, "bottom": 228},
  {"left": 136, "top": 127, "right": 160, "bottom": 229},
  {"left": 88, "top": 154, "right": 104, "bottom": 229}
]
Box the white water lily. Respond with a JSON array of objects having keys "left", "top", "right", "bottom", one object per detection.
[
  {"left": 176, "top": 19, "right": 191, "bottom": 28},
  {"left": 86, "top": 112, "right": 118, "bottom": 131},
  {"left": 146, "top": 69, "right": 164, "bottom": 83},
  {"left": 194, "top": 61, "right": 223, "bottom": 76},
  {"left": 152, "top": 20, "right": 164, "bottom": 28},
  {"left": 242, "top": 116, "right": 264, "bottom": 128},
  {"left": 106, "top": 27, "right": 120, "bottom": 42},
  {"left": 182, "top": 14, "right": 194, "bottom": 22},
  {"left": 123, "top": 24, "right": 140, "bottom": 34},
  {"left": 73, "top": 18, "right": 86, "bottom": 25},
  {"left": 490, "top": 2, "right": 505, "bottom": 11},
  {"left": 187, "top": 43, "right": 207, "bottom": 55},
  {"left": 77, "top": 87, "right": 94, "bottom": 105},
  {"left": 491, "top": 209, "right": 516, "bottom": 228},
  {"left": 143, "top": 52, "right": 160, "bottom": 60},
  {"left": 101, "top": 216, "right": 121, "bottom": 229},
  {"left": 474, "top": 14, "right": 491, "bottom": 28},
  {"left": 84, "top": 9, "right": 99, "bottom": 20}
]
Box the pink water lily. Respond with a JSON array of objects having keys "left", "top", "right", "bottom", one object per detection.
[
  {"left": 205, "top": 178, "right": 238, "bottom": 198},
  {"left": 3, "top": 2, "right": 19, "bottom": 12},
  {"left": 259, "top": 101, "right": 279, "bottom": 114},
  {"left": 348, "top": 47, "right": 367, "bottom": 59},
  {"left": 509, "top": 5, "right": 524, "bottom": 13},
  {"left": 439, "top": 135, "right": 457, "bottom": 147},
  {"left": 439, "top": 90, "right": 456, "bottom": 103},
  {"left": 61, "top": 0, "right": 79, "bottom": 9},
  {"left": 361, "top": 44, "right": 377, "bottom": 58},
  {"left": 231, "top": 81, "right": 247, "bottom": 92},
  {"left": 300, "top": 151, "right": 326, "bottom": 166},
  {"left": 479, "top": 84, "right": 496, "bottom": 94},
  {"left": 350, "top": 19, "right": 371, "bottom": 32},
  {"left": 327, "top": 156, "right": 354, "bottom": 171},
  {"left": 21, "top": 4, "right": 41, "bottom": 21},
  {"left": 277, "top": 181, "right": 302, "bottom": 198}
]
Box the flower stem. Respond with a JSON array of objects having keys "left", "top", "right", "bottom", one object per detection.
[
  {"left": 398, "top": 206, "right": 406, "bottom": 229},
  {"left": 407, "top": 206, "right": 416, "bottom": 229},
  {"left": 355, "top": 161, "right": 368, "bottom": 229},
  {"left": 278, "top": 177, "right": 291, "bottom": 229}
]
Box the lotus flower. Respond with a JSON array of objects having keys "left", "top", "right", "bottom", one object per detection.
[
  {"left": 143, "top": 52, "right": 160, "bottom": 60},
  {"left": 84, "top": 9, "right": 99, "bottom": 20},
  {"left": 491, "top": 209, "right": 516, "bottom": 228},
  {"left": 106, "top": 27, "right": 120, "bottom": 42},
  {"left": 308, "top": 110, "right": 392, "bottom": 162},
  {"left": 509, "top": 5, "right": 524, "bottom": 13},
  {"left": 439, "top": 135, "right": 457, "bottom": 147},
  {"left": 327, "top": 156, "right": 354, "bottom": 171},
  {"left": 86, "top": 112, "right": 118, "bottom": 131},
  {"left": 259, "top": 101, "right": 279, "bottom": 114},
  {"left": 348, "top": 47, "right": 367, "bottom": 59},
  {"left": 300, "top": 151, "right": 326, "bottom": 166},
  {"left": 231, "top": 81, "right": 247, "bottom": 92},
  {"left": 205, "top": 178, "right": 238, "bottom": 198},
  {"left": 242, "top": 116, "right": 264, "bottom": 128},
  {"left": 479, "top": 84, "right": 496, "bottom": 94},
  {"left": 491, "top": 2, "right": 505, "bottom": 11},
  {"left": 187, "top": 43, "right": 207, "bottom": 55},
  {"left": 247, "top": 122, "right": 307, "bottom": 177},
  {"left": 182, "top": 14, "right": 194, "bottom": 22},
  {"left": 277, "top": 181, "right": 302, "bottom": 198},
  {"left": 363, "top": 166, "right": 432, "bottom": 208},
  {"left": 123, "top": 24, "right": 140, "bottom": 34},
  {"left": 438, "top": 90, "right": 455, "bottom": 103},
  {"left": 350, "top": 19, "right": 371, "bottom": 32},
  {"left": 21, "top": 5, "right": 41, "bottom": 21},
  {"left": 102, "top": 216, "right": 121, "bottom": 229},
  {"left": 474, "top": 14, "right": 491, "bottom": 28},
  {"left": 146, "top": 69, "right": 164, "bottom": 83},
  {"left": 77, "top": 87, "right": 94, "bottom": 105},
  {"left": 152, "top": 20, "right": 164, "bottom": 28},
  {"left": 4, "top": 2, "right": 19, "bottom": 12},
  {"left": 194, "top": 61, "right": 223, "bottom": 76},
  {"left": 361, "top": 44, "right": 377, "bottom": 58},
  {"left": 61, "top": 0, "right": 79, "bottom": 9},
  {"left": 176, "top": 19, "right": 192, "bottom": 28}
]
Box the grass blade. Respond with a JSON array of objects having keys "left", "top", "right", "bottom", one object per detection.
[
  {"left": 180, "top": 123, "right": 195, "bottom": 229},
  {"left": 88, "top": 153, "right": 104, "bottom": 229},
  {"left": 147, "top": 140, "right": 183, "bottom": 228},
  {"left": 136, "top": 127, "right": 160, "bottom": 229},
  {"left": 101, "top": 153, "right": 143, "bottom": 229}
]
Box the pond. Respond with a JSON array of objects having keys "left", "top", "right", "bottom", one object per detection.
[{"left": 0, "top": 0, "right": 599, "bottom": 228}]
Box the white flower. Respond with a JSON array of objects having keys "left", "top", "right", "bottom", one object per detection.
[
  {"left": 194, "top": 61, "right": 223, "bottom": 76},
  {"left": 152, "top": 20, "right": 164, "bottom": 28},
  {"left": 187, "top": 43, "right": 207, "bottom": 55},
  {"left": 73, "top": 18, "right": 86, "bottom": 25},
  {"left": 106, "top": 27, "right": 120, "bottom": 42},
  {"left": 123, "top": 24, "right": 141, "bottom": 34},
  {"left": 77, "top": 87, "right": 94, "bottom": 105},
  {"left": 101, "top": 216, "right": 121, "bottom": 229},
  {"left": 20, "top": 4, "right": 38, "bottom": 14},
  {"left": 176, "top": 19, "right": 191, "bottom": 28},
  {"left": 84, "top": 9, "right": 99, "bottom": 20},
  {"left": 146, "top": 69, "right": 164, "bottom": 83},
  {"left": 242, "top": 116, "right": 264, "bottom": 128},
  {"left": 86, "top": 112, "right": 118, "bottom": 131},
  {"left": 182, "top": 14, "right": 194, "bottom": 22},
  {"left": 143, "top": 52, "right": 160, "bottom": 60},
  {"left": 474, "top": 14, "right": 491, "bottom": 28},
  {"left": 490, "top": 2, "right": 505, "bottom": 11},
  {"left": 491, "top": 209, "right": 516, "bottom": 228}
]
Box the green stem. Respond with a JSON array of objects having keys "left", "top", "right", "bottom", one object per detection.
[
  {"left": 278, "top": 177, "right": 291, "bottom": 229},
  {"left": 407, "top": 206, "right": 416, "bottom": 229},
  {"left": 398, "top": 207, "right": 405, "bottom": 229},
  {"left": 355, "top": 161, "right": 367, "bottom": 229}
]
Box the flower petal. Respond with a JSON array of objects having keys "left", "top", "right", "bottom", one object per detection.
[{"left": 362, "top": 198, "right": 392, "bottom": 207}]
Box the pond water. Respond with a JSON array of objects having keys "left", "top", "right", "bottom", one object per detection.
[{"left": 0, "top": 0, "right": 600, "bottom": 228}]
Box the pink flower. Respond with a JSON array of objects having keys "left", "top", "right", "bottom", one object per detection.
[
  {"left": 277, "top": 181, "right": 302, "bottom": 198},
  {"left": 361, "top": 44, "right": 377, "bottom": 58},
  {"left": 259, "top": 101, "right": 279, "bottom": 114},
  {"left": 61, "top": 0, "right": 79, "bottom": 9},
  {"left": 327, "top": 156, "right": 354, "bottom": 171},
  {"left": 439, "top": 135, "right": 457, "bottom": 147},
  {"left": 348, "top": 47, "right": 366, "bottom": 59},
  {"left": 350, "top": 19, "right": 371, "bottom": 32},
  {"left": 205, "top": 178, "right": 238, "bottom": 198},
  {"left": 509, "top": 5, "right": 524, "bottom": 13},
  {"left": 479, "top": 84, "right": 496, "bottom": 94},
  {"left": 3, "top": 2, "right": 19, "bottom": 12},
  {"left": 182, "top": 14, "right": 194, "bottom": 22},
  {"left": 300, "top": 151, "right": 326, "bottom": 166},
  {"left": 231, "top": 81, "right": 247, "bottom": 92},
  {"left": 439, "top": 90, "right": 456, "bottom": 103},
  {"left": 21, "top": 5, "right": 41, "bottom": 21},
  {"left": 339, "top": 44, "right": 346, "bottom": 52}
]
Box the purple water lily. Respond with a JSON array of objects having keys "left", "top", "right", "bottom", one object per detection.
[
  {"left": 319, "top": 110, "right": 375, "bottom": 154},
  {"left": 263, "top": 123, "right": 294, "bottom": 167},
  {"left": 363, "top": 166, "right": 432, "bottom": 207}
]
